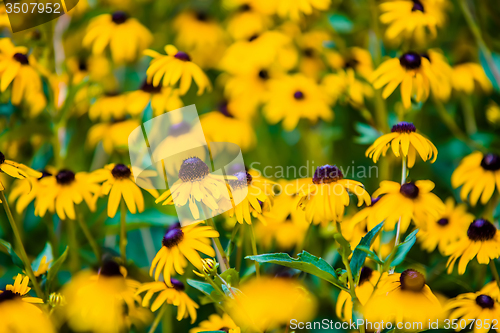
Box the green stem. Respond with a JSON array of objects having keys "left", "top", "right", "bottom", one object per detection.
[
  {"left": 120, "top": 200, "right": 127, "bottom": 262},
  {"left": 226, "top": 223, "right": 240, "bottom": 258},
  {"left": 0, "top": 191, "right": 44, "bottom": 299},
  {"left": 460, "top": 95, "right": 477, "bottom": 135},
  {"left": 161, "top": 302, "right": 172, "bottom": 333},
  {"left": 490, "top": 261, "right": 500, "bottom": 290},
  {"left": 248, "top": 224, "right": 260, "bottom": 278},
  {"left": 205, "top": 217, "right": 229, "bottom": 272},
  {"left": 67, "top": 218, "right": 80, "bottom": 273},
  {"left": 390, "top": 157, "right": 407, "bottom": 274},
  {"left": 44, "top": 215, "right": 58, "bottom": 258},
  {"left": 236, "top": 224, "right": 245, "bottom": 272},
  {"left": 76, "top": 210, "right": 101, "bottom": 263},
  {"left": 148, "top": 304, "right": 167, "bottom": 333}
]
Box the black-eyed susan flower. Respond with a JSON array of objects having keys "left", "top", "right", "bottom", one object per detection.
[
  {"left": 9, "top": 170, "right": 52, "bottom": 213},
  {"left": 486, "top": 102, "right": 500, "bottom": 127},
  {"left": 322, "top": 69, "right": 374, "bottom": 107},
  {"left": 173, "top": 11, "right": 226, "bottom": 51},
  {"left": 349, "top": 197, "right": 383, "bottom": 231},
  {"left": 136, "top": 278, "right": 199, "bottom": 323},
  {"left": 35, "top": 170, "right": 100, "bottom": 220},
  {"left": 0, "top": 152, "right": 42, "bottom": 193},
  {"left": 328, "top": 47, "right": 374, "bottom": 80},
  {"left": 364, "top": 269, "right": 443, "bottom": 326},
  {"left": 87, "top": 119, "right": 141, "bottom": 154},
  {"left": 451, "top": 62, "right": 492, "bottom": 94},
  {"left": 83, "top": 11, "right": 152, "bottom": 64},
  {"left": 190, "top": 313, "right": 240, "bottom": 333},
  {"left": 144, "top": 45, "right": 211, "bottom": 96},
  {"left": 90, "top": 164, "right": 159, "bottom": 218},
  {"left": 126, "top": 81, "right": 184, "bottom": 117},
  {"left": 5, "top": 274, "right": 43, "bottom": 304},
  {"left": 149, "top": 222, "right": 219, "bottom": 286},
  {"left": 424, "top": 49, "right": 453, "bottom": 101},
  {"left": 263, "top": 74, "right": 333, "bottom": 131},
  {"left": 370, "top": 52, "right": 440, "bottom": 108},
  {"left": 295, "top": 30, "right": 332, "bottom": 79},
  {"left": 88, "top": 92, "right": 129, "bottom": 121},
  {"left": 156, "top": 157, "right": 231, "bottom": 220},
  {"left": 379, "top": 0, "right": 447, "bottom": 43},
  {"left": 33, "top": 256, "right": 52, "bottom": 277},
  {"left": 366, "top": 122, "right": 438, "bottom": 168},
  {"left": 296, "top": 165, "right": 371, "bottom": 226},
  {"left": 417, "top": 198, "right": 474, "bottom": 254},
  {"left": 446, "top": 219, "right": 500, "bottom": 275},
  {"left": 274, "top": 0, "right": 331, "bottom": 21},
  {"left": 451, "top": 152, "right": 500, "bottom": 206},
  {"left": 372, "top": 180, "right": 444, "bottom": 232},
  {"left": 224, "top": 0, "right": 274, "bottom": 40}
]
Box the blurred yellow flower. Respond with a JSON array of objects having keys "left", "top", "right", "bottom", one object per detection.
[
  {"left": 126, "top": 82, "right": 183, "bottom": 117},
  {"left": 5, "top": 274, "right": 44, "bottom": 304},
  {"left": 424, "top": 49, "right": 453, "bottom": 101},
  {"left": 322, "top": 69, "right": 374, "bottom": 107},
  {"left": 486, "top": 102, "right": 500, "bottom": 127},
  {"left": 275, "top": 0, "right": 331, "bottom": 21},
  {"left": 190, "top": 313, "right": 240, "bottom": 333},
  {"left": 9, "top": 170, "right": 52, "bottom": 213},
  {"left": 451, "top": 62, "right": 492, "bottom": 94},
  {"left": 224, "top": 0, "right": 274, "bottom": 40},
  {"left": 87, "top": 119, "right": 141, "bottom": 154},
  {"left": 89, "top": 92, "right": 129, "bottom": 121},
  {"left": 34, "top": 256, "right": 52, "bottom": 277},
  {"left": 446, "top": 288, "right": 500, "bottom": 330}
]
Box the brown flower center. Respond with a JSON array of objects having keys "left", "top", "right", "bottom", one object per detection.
[{"left": 400, "top": 269, "right": 425, "bottom": 291}]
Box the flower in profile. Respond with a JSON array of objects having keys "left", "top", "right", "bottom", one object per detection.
[
  {"left": 90, "top": 164, "right": 159, "bottom": 218},
  {"left": 136, "top": 278, "right": 199, "bottom": 323},
  {"left": 263, "top": 74, "right": 333, "bottom": 131},
  {"left": 87, "top": 119, "right": 141, "bottom": 154},
  {"left": 83, "top": 11, "right": 152, "bottom": 64},
  {"left": 445, "top": 219, "right": 500, "bottom": 275},
  {"left": 0, "top": 151, "right": 42, "bottom": 187},
  {"left": 9, "top": 169, "right": 52, "bottom": 213},
  {"left": 372, "top": 180, "right": 444, "bottom": 232},
  {"left": 366, "top": 122, "right": 437, "bottom": 167},
  {"left": 149, "top": 222, "right": 219, "bottom": 286},
  {"left": 370, "top": 52, "right": 440, "bottom": 108},
  {"left": 417, "top": 198, "right": 473, "bottom": 255},
  {"left": 364, "top": 269, "right": 443, "bottom": 326},
  {"left": 190, "top": 313, "right": 240, "bottom": 333},
  {"left": 423, "top": 49, "right": 453, "bottom": 101},
  {"left": 451, "top": 62, "right": 492, "bottom": 94},
  {"left": 4, "top": 274, "right": 43, "bottom": 304},
  {"left": 228, "top": 277, "right": 317, "bottom": 332},
  {"left": 144, "top": 45, "right": 212, "bottom": 95},
  {"left": 274, "top": 0, "right": 331, "bottom": 21},
  {"left": 35, "top": 169, "right": 100, "bottom": 220},
  {"left": 451, "top": 152, "right": 500, "bottom": 206},
  {"left": 88, "top": 92, "right": 129, "bottom": 121},
  {"left": 126, "top": 81, "right": 184, "bottom": 117},
  {"left": 379, "top": 0, "right": 447, "bottom": 43},
  {"left": 297, "top": 165, "right": 371, "bottom": 226},
  {"left": 33, "top": 256, "right": 52, "bottom": 277}
]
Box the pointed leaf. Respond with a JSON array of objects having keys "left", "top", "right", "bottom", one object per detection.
[
  {"left": 0, "top": 239, "right": 24, "bottom": 269},
  {"left": 46, "top": 246, "right": 68, "bottom": 291},
  {"left": 350, "top": 221, "right": 384, "bottom": 283},
  {"left": 187, "top": 279, "right": 215, "bottom": 297},
  {"left": 387, "top": 229, "right": 419, "bottom": 267}
]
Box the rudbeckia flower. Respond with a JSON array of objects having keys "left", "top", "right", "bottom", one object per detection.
[
  {"left": 274, "top": 0, "right": 331, "bottom": 21},
  {"left": 322, "top": 69, "right": 374, "bottom": 107},
  {"left": 90, "top": 164, "right": 159, "bottom": 218},
  {"left": 87, "top": 119, "right": 141, "bottom": 154},
  {"left": 263, "top": 74, "right": 333, "bottom": 131},
  {"left": 424, "top": 49, "right": 453, "bottom": 101},
  {"left": 83, "top": 11, "right": 153, "bottom": 64},
  {"left": 149, "top": 222, "right": 219, "bottom": 286},
  {"left": 126, "top": 81, "right": 183, "bottom": 117},
  {"left": 5, "top": 274, "right": 43, "bottom": 304},
  {"left": 451, "top": 62, "right": 492, "bottom": 94},
  {"left": 190, "top": 313, "right": 240, "bottom": 333},
  {"left": 33, "top": 256, "right": 51, "bottom": 277},
  {"left": 9, "top": 170, "right": 52, "bottom": 213},
  {"left": 364, "top": 269, "right": 443, "bottom": 326},
  {"left": 173, "top": 11, "right": 226, "bottom": 51},
  {"left": 365, "top": 122, "right": 438, "bottom": 167},
  {"left": 446, "top": 288, "right": 500, "bottom": 331},
  {"left": 379, "top": 0, "right": 447, "bottom": 43},
  {"left": 445, "top": 219, "right": 500, "bottom": 275},
  {"left": 417, "top": 198, "right": 473, "bottom": 255},
  {"left": 328, "top": 47, "right": 374, "bottom": 80},
  {"left": 136, "top": 278, "right": 199, "bottom": 323},
  {"left": 372, "top": 180, "right": 444, "bottom": 232},
  {"left": 295, "top": 30, "right": 332, "bottom": 79},
  {"left": 349, "top": 197, "right": 383, "bottom": 231},
  {"left": 0, "top": 151, "right": 42, "bottom": 189},
  {"left": 144, "top": 45, "right": 212, "bottom": 96},
  {"left": 451, "top": 152, "right": 500, "bottom": 206},
  {"left": 370, "top": 52, "right": 440, "bottom": 108},
  {"left": 296, "top": 165, "right": 371, "bottom": 226},
  {"left": 35, "top": 170, "right": 100, "bottom": 220},
  {"left": 89, "top": 92, "right": 129, "bottom": 121},
  {"left": 225, "top": 0, "right": 274, "bottom": 40}
]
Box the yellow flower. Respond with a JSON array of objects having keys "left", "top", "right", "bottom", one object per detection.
[
  {"left": 34, "top": 256, "right": 52, "bottom": 277},
  {"left": 451, "top": 62, "right": 492, "bottom": 94},
  {"left": 149, "top": 222, "right": 219, "bottom": 286},
  {"left": 144, "top": 45, "right": 212, "bottom": 96},
  {"left": 274, "top": 0, "right": 331, "bottom": 21},
  {"left": 365, "top": 122, "right": 438, "bottom": 167},
  {"left": 349, "top": 197, "right": 384, "bottom": 231},
  {"left": 371, "top": 52, "right": 441, "bottom": 108},
  {"left": 372, "top": 180, "right": 444, "bottom": 232},
  {"left": 83, "top": 11, "right": 152, "bottom": 64},
  {"left": 87, "top": 119, "right": 141, "bottom": 154},
  {"left": 190, "top": 313, "right": 240, "bottom": 333},
  {"left": 136, "top": 279, "right": 199, "bottom": 323},
  {"left": 35, "top": 170, "right": 100, "bottom": 220},
  {"left": 364, "top": 269, "right": 443, "bottom": 327},
  {"left": 322, "top": 69, "right": 374, "bottom": 107},
  {"left": 295, "top": 30, "right": 333, "bottom": 79},
  {"left": 263, "top": 74, "right": 333, "bottom": 131},
  {"left": 451, "top": 152, "right": 500, "bottom": 206},
  {"left": 379, "top": 0, "right": 447, "bottom": 42},
  {"left": 227, "top": 277, "right": 317, "bottom": 332},
  {"left": 173, "top": 11, "right": 226, "bottom": 51},
  {"left": 445, "top": 219, "right": 500, "bottom": 275},
  {"left": 5, "top": 274, "right": 44, "bottom": 304},
  {"left": 224, "top": 0, "right": 274, "bottom": 40},
  {"left": 424, "top": 49, "right": 453, "bottom": 101},
  {"left": 89, "top": 92, "right": 129, "bottom": 121},
  {"left": 297, "top": 165, "right": 371, "bottom": 226},
  {"left": 126, "top": 82, "right": 183, "bottom": 117},
  {"left": 9, "top": 170, "right": 52, "bottom": 213},
  {"left": 90, "top": 164, "right": 159, "bottom": 218},
  {"left": 417, "top": 198, "right": 473, "bottom": 255},
  {"left": 0, "top": 151, "right": 42, "bottom": 192},
  {"left": 486, "top": 102, "right": 500, "bottom": 127}
]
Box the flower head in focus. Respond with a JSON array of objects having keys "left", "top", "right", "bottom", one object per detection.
[
  {"left": 4, "top": 274, "right": 43, "bottom": 304},
  {"left": 9, "top": 169, "right": 52, "bottom": 213}
]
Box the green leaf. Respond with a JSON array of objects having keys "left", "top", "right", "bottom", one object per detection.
[
  {"left": 246, "top": 251, "right": 344, "bottom": 289},
  {"left": 353, "top": 246, "right": 383, "bottom": 265},
  {"left": 386, "top": 229, "right": 419, "bottom": 268},
  {"left": 187, "top": 279, "right": 215, "bottom": 297},
  {"left": 219, "top": 268, "right": 239, "bottom": 288},
  {"left": 32, "top": 242, "right": 53, "bottom": 273},
  {"left": 328, "top": 14, "right": 354, "bottom": 33},
  {"left": 334, "top": 232, "right": 352, "bottom": 258},
  {"left": 0, "top": 239, "right": 24, "bottom": 269},
  {"left": 46, "top": 246, "right": 68, "bottom": 292},
  {"left": 350, "top": 222, "right": 384, "bottom": 284}
]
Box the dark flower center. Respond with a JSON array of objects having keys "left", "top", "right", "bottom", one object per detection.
[
  {"left": 162, "top": 224, "right": 184, "bottom": 248},
  {"left": 359, "top": 267, "right": 373, "bottom": 285},
  {"left": 99, "top": 260, "right": 123, "bottom": 277},
  {"left": 294, "top": 91, "right": 305, "bottom": 100},
  {"left": 248, "top": 34, "right": 259, "bottom": 42},
  {"left": 391, "top": 121, "right": 417, "bottom": 133},
  {"left": 218, "top": 328, "right": 230, "bottom": 333},
  {"left": 344, "top": 58, "right": 359, "bottom": 70},
  {"left": 140, "top": 81, "right": 162, "bottom": 94},
  {"left": 13, "top": 53, "right": 29, "bottom": 65},
  {"left": 421, "top": 52, "right": 430, "bottom": 62},
  {"left": 0, "top": 151, "right": 5, "bottom": 164},
  {"left": 437, "top": 218, "right": 449, "bottom": 226},
  {"left": 476, "top": 294, "right": 495, "bottom": 309},
  {"left": 399, "top": 52, "right": 422, "bottom": 70},
  {"left": 258, "top": 69, "right": 269, "bottom": 80},
  {"left": 219, "top": 102, "right": 233, "bottom": 118},
  {"left": 467, "top": 219, "right": 497, "bottom": 241},
  {"left": 39, "top": 170, "right": 52, "bottom": 180},
  {"left": 170, "top": 278, "right": 185, "bottom": 291},
  {"left": 303, "top": 48, "right": 314, "bottom": 58},
  {"left": 105, "top": 91, "right": 120, "bottom": 97},
  {"left": 400, "top": 182, "right": 420, "bottom": 199},
  {"left": 78, "top": 59, "right": 88, "bottom": 71},
  {"left": 239, "top": 4, "right": 251, "bottom": 11},
  {"left": 111, "top": 164, "right": 131, "bottom": 179},
  {"left": 179, "top": 157, "right": 210, "bottom": 182},
  {"left": 0, "top": 290, "right": 18, "bottom": 303},
  {"left": 174, "top": 51, "right": 191, "bottom": 62},
  {"left": 229, "top": 171, "right": 252, "bottom": 189},
  {"left": 370, "top": 197, "right": 380, "bottom": 206},
  {"left": 196, "top": 12, "right": 208, "bottom": 21},
  {"left": 480, "top": 153, "right": 500, "bottom": 171},
  {"left": 111, "top": 11, "right": 128, "bottom": 24},
  {"left": 400, "top": 269, "right": 425, "bottom": 291},
  {"left": 56, "top": 170, "right": 75, "bottom": 185},
  {"left": 411, "top": 0, "right": 425, "bottom": 12},
  {"left": 169, "top": 121, "right": 191, "bottom": 137},
  {"left": 313, "top": 165, "right": 343, "bottom": 184}
]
